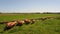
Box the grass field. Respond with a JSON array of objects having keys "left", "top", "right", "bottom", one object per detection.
[{"left": 0, "top": 14, "right": 60, "bottom": 34}]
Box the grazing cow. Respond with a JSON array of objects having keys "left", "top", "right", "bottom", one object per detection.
[
  {"left": 31, "top": 19, "right": 35, "bottom": 24},
  {"left": 4, "top": 21, "right": 17, "bottom": 31},
  {"left": 24, "top": 19, "right": 31, "bottom": 24},
  {"left": 17, "top": 20, "right": 25, "bottom": 26},
  {"left": 40, "top": 17, "right": 47, "bottom": 21},
  {"left": 46, "top": 16, "right": 54, "bottom": 19},
  {"left": 36, "top": 18, "right": 42, "bottom": 20},
  {"left": 55, "top": 16, "right": 60, "bottom": 19}
]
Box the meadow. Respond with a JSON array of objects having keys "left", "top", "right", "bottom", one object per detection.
[{"left": 0, "top": 13, "right": 60, "bottom": 34}]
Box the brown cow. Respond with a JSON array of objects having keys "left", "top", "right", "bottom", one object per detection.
[
  {"left": 40, "top": 17, "right": 47, "bottom": 21},
  {"left": 4, "top": 21, "right": 17, "bottom": 31},
  {"left": 46, "top": 16, "right": 53, "bottom": 19},
  {"left": 31, "top": 19, "right": 35, "bottom": 24},
  {"left": 17, "top": 20, "right": 25, "bottom": 26},
  {"left": 24, "top": 19, "right": 31, "bottom": 24}
]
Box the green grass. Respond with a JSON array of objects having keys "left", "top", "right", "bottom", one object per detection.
[{"left": 0, "top": 14, "right": 60, "bottom": 34}]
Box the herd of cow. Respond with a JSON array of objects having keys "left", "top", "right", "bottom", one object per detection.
[
  {"left": 0, "top": 16, "right": 59, "bottom": 32},
  {"left": 3, "top": 19, "right": 35, "bottom": 31}
]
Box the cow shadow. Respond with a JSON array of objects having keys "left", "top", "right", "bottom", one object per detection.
[
  {"left": 16, "top": 24, "right": 23, "bottom": 26},
  {"left": 24, "top": 22, "right": 30, "bottom": 25},
  {"left": 0, "top": 22, "right": 8, "bottom": 24},
  {"left": 4, "top": 26, "right": 14, "bottom": 31},
  {"left": 0, "top": 26, "right": 14, "bottom": 33}
]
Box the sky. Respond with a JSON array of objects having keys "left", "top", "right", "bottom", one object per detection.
[{"left": 0, "top": 0, "right": 60, "bottom": 13}]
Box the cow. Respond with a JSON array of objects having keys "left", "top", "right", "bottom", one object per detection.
[
  {"left": 4, "top": 21, "right": 17, "bottom": 31},
  {"left": 40, "top": 17, "right": 47, "bottom": 21},
  {"left": 24, "top": 19, "right": 31, "bottom": 24},
  {"left": 17, "top": 20, "right": 25, "bottom": 26},
  {"left": 31, "top": 19, "right": 35, "bottom": 24},
  {"left": 46, "top": 16, "right": 54, "bottom": 19}
]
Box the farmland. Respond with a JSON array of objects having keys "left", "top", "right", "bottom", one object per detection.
[{"left": 0, "top": 13, "right": 60, "bottom": 34}]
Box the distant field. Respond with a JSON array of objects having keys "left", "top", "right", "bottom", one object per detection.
[
  {"left": 0, "top": 14, "right": 59, "bottom": 22},
  {"left": 0, "top": 14, "right": 60, "bottom": 34}
]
